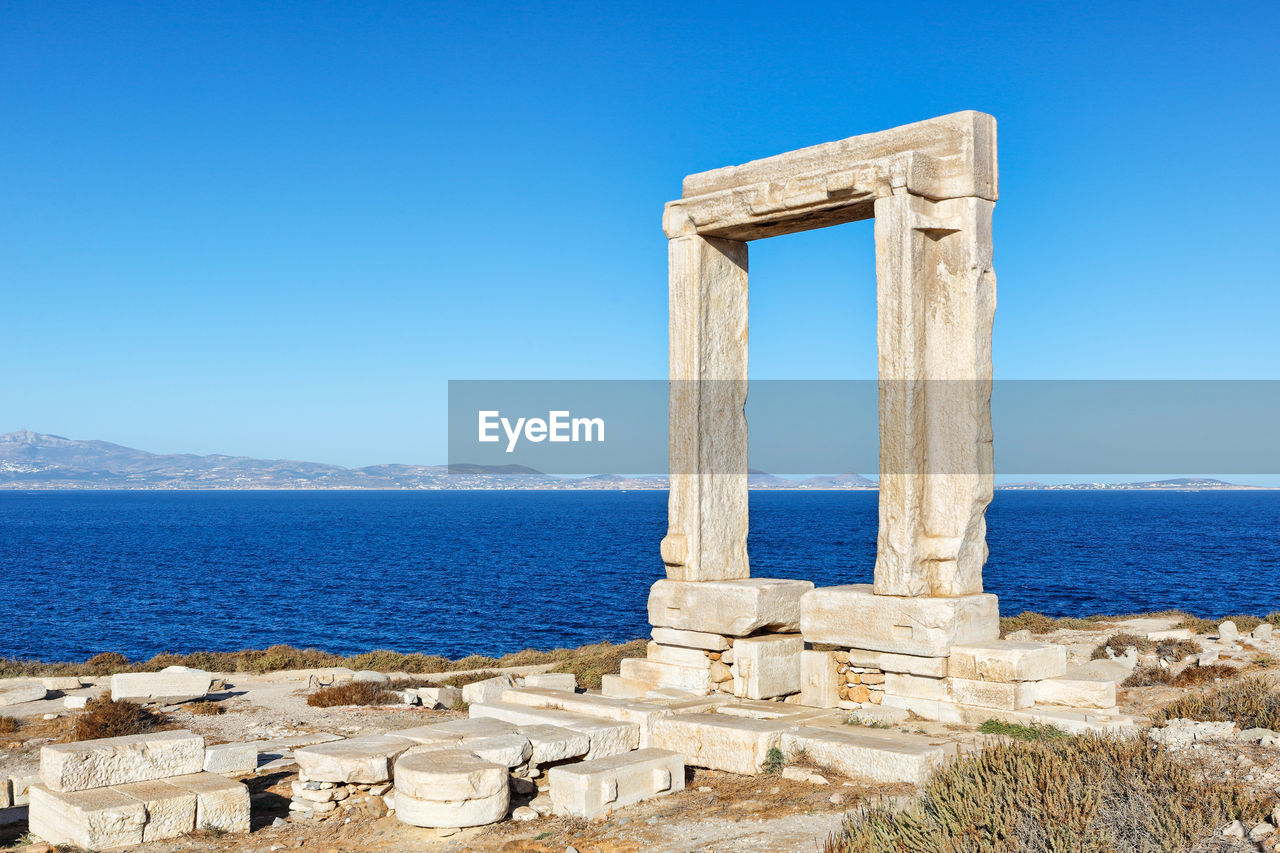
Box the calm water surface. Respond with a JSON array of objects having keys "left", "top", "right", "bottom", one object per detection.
[{"left": 1, "top": 490, "right": 1277, "bottom": 661}]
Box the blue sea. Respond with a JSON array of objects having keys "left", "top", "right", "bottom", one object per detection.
[{"left": 1, "top": 490, "right": 1278, "bottom": 663}]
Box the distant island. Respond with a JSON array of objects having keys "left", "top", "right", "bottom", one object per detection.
[{"left": 0, "top": 430, "right": 1264, "bottom": 491}]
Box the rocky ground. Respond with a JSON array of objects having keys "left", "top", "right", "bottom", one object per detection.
[{"left": 3, "top": 614, "right": 1280, "bottom": 852}]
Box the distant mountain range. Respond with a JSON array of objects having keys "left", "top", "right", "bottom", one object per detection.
[
  {"left": 0, "top": 430, "right": 875, "bottom": 490},
  {"left": 0, "top": 431, "right": 1259, "bottom": 491}
]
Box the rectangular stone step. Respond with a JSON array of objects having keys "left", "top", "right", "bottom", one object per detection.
[
  {"left": 780, "top": 726, "right": 948, "bottom": 785},
  {"left": 647, "top": 641, "right": 712, "bottom": 669},
  {"left": 649, "top": 713, "right": 793, "bottom": 775},
  {"left": 499, "top": 687, "right": 671, "bottom": 745},
  {"left": 619, "top": 659, "right": 711, "bottom": 694},
  {"left": 164, "top": 773, "right": 251, "bottom": 834},
  {"left": 1032, "top": 676, "right": 1117, "bottom": 709},
  {"left": 468, "top": 702, "right": 639, "bottom": 759},
  {"left": 29, "top": 784, "right": 146, "bottom": 849},
  {"left": 948, "top": 640, "right": 1067, "bottom": 682},
  {"left": 41, "top": 730, "right": 205, "bottom": 792},
  {"left": 651, "top": 627, "right": 731, "bottom": 651},
  {"left": 294, "top": 735, "right": 414, "bottom": 784},
  {"left": 549, "top": 748, "right": 685, "bottom": 819},
  {"left": 113, "top": 779, "right": 197, "bottom": 842},
  {"left": 601, "top": 675, "right": 652, "bottom": 699}
]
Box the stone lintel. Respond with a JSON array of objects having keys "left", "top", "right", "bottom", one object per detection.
[
  {"left": 666, "top": 111, "right": 996, "bottom": 240},
  {"left": 800, "top": 584, "right": 998, "bottom": 657},
  {"left": 648, "top": 579, "right": 813, "bottom": 637}
]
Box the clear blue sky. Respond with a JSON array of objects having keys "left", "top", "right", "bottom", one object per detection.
[{"left": 3, "top": 1, "right": 1278, "bottom": 467}]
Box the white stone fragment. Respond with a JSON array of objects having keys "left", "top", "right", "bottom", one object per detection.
[
  {"left": 165, "top": 772, "right": 251, "bottom": 834},
  {"left": 1218, "top": 621, "right": 1239, "bottom": 641},
  {"left": 41, "top": 730, "right": 205, "bottom": 793},
  {"left": 651, "top": 627, "right": 731, "bottom": 651},
  {"left": 63, "top": 696, "right": 88, "bottom": 710},
  {"left": 413, "top": 686, "right": 463, "bottom": 709},
  {"left": 394, "top": 750, "right": 507, "bottom": 802},
  {"left": 0, "top": 682, "right": 47, "bottom": 707},
  {"left": 801, "top": 585, "right": 999, "bottom": 656},
  {"left": 1253, "top": 624, "right": 1274, "bottom": 641},
  {"left": 203, "top": 742, "right": 259, "bottom": 776},
  {"left": 732, "top": 635, "right": 803, "bottom": 699},
  {"left": 294, "top": 735, "right": 414, "bottom": 784},
  {"left": 41, "top": 677, "right": 83, "bottom": 692},
  {"left": 522, "top": 673, "right": 576, "bottom": 691},
  {"left": 459, "top": 734, "right": 532, "bottom": 768},
  {"left": 468, "top": 702, "right": 639, "bottom": 759},
  {"left": 800, "top": 650, "right": 839, "bottom": 708},
  {"left": 948, "top": 641, "right": 1066, "bottom": 682},
  {"left": 395, "top": 787, "right": 509, "bottom": 829},
  {"left": 461, "top": 674, "right": 515, "bottom": 706},
  {"left": 1033, "top": 676, "right": 1116, "bottom": 710},
  {"left": 619, "top": 658, "right": 711, "bottom": 693},
  {"left": 846, "top": 648, "right": 949, "bottom": 678},
  {"left": 549, "top": 748, "right": 684, "bottom": 819},
  {"left": 781, "top": 727, "right": 947, "bottom": 785},
  {"left": 649, "top": 713, "right": 791, "bottom": 775},
  {"left": 647, "top": 642, "right": 712, "bottom": 669},
  {"left": 517, "top": 724, "right": 590, "bottom": 764},
  {"left": 28, "top": 783, "right": 146, "bottom": 849},
  {"left": 113, "top": 779, "right": 197, "bottom": 842},
  {"left": 948, "top": 677, "right": 1035, "bottom": 710},
  {"left": 648, "top": 579, "right": 814, "bottom": 636},
  {"left": 110, "top": 669, "right": 212, "bottom": 704}
]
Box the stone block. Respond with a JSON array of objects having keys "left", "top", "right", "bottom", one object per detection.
[
  {"left": 413, "top": 686, "right": 463, "bottom": 709},
  {"left": 649, "top": 713, "right": 792, "bottom": 775},
  {"left": 110, "top": 668, "right": 212, "bottom": 704},
  {"left": 732, "top": 635, "right": 803, "bottom": 699},
  {"left": 294, "top": 735, "right": 414, "bottom": 784},
  {"left": 846, "top": 648, "right": 949, "bottom": 677},
  {"left": 498, "top": 688, "right": 672, "bottom": 745},
  {"left": 651, "top": 627, "right": 731, "bottom": 651},
  {"left": 0, "top": 778, "right": 9, "bottom": 809},
  {"left": 878, "top": 694, "right": 967, "bottom": 724},
  {"left": 948, "top": 641, "right": 1067, "bottom": 682},
  {"left": 113, "top": 779, "right": 197, "bottom": 842},
  {"left": 457, "top": 734, "right": 532, "bottom": 768},
  {"left": 395, "top": 750, "right": 507, "bottom": 801},
  {"left": 29, "top": 783, "right": 146, "bottom": 849},
  {"left": 800, "top": 650, "right": 839, "bottom": 708},
  {"left": 601, "top": 675, "right": 650, "bottom": 699},
  {"left": 10, "top": 775, "right": 36, "bottom": 806},
  {"left": 948, "top": 678, "right": 1035, "bottom": 710},
  {"left": 648, "top": 578, "right": 814, "bottom": 636},
  {"left": 781, "top": 727, "right": 947, "bottom": 784},
  {"left": 801, "top": 585, "right": 999, "bottom": 656},
  {"left": 64, "top": 696, "right": 88, "bottom": 710},
  {"left": 165, "top": 772, "right": 250, "bottom": 834},
  {"left": 41, "top": 677, "right": 83, "bottom": 692},
  {"left": 522, "top": 673, "right": 577, "bottom": 691},
  {"left": 461, "top": 674, "right": 515, "bottom": 706},
  {"left": 1254, "top": 624, "right": 1274, "bottom": 641},
  {"left": 0, "top": 681, "right": 47, "bottom": 706},
  {"left": 468, "top": 702, "right": 639, "bottom": 758},
  {"left": 515, "top": 724, "right": 590, "bottom": 764},
  {"left": 884, "top": 672, "right": 949, "bottom": 701},
  {"left": 619, "top": 658, "right": 711, "bottom": 693},
  {"left": 396, "top": 717, "right": 516, "bottom": 744},
  {"left": 1033, "top": 677, "right": 1117, "bottom": 710},
  {"left": 41, "top": 730, "right": 205, "bottom": 792},
  {"left": 549, "top": 748, "right": 684, "bottom": 819},
  {"left": 1147, "top": 629, "right": 1193, "bottom": 642},
  {"left": 395, "top": 787, "right": 508, "bottom": 828},
  {"left": 647, "top": 641, "right": 712, "bottom": 669},
  {"left": 203, "top": 742, "right": 259, "bottom": 776}
]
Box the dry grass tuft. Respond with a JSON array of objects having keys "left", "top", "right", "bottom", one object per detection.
[
  {"left": 825, "top": 733, "right": 1269, "bottom": 853},
  {"left": 305, "top": 681, "right": 394, "bottom": 708},
  {"left": 549, "top": 638, "right": 649, "bottom": 689},
  {"left": 999, "top": 611, "right": 1107, "bottom": 636},
  {"left": 1122, "top": 665, "right": 1174, "bottom": 687},
  {"left": 1152, "top": 674, "right": 1280, "bottom": 730},
  {"left": 977, "top": 718, "right": 1070, "bottom": 741},
  {"left": 185, "top": 700, "right": 226, "bottom": 716},
  {"left": 0, "top": 715, "right": 18, "bottom": 735},
  {"left": 1091, "top": 632, "right": 1154, "bottom": 660},
  {"left": 1171, "top": 663, "right": 1240, "bottom": 688},
  {"left": 71, "top": 698, "right": 167, "bottom": 742}
]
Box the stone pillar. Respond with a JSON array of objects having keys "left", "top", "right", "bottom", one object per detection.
[
  {"left": 873, "top": 193, "right": 996, "bottom": 597},
  {"left": 660, "top": 235, "right": 750, "bottom": 582}
]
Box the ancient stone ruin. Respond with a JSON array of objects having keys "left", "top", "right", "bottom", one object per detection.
[{"left": 608, "top": 111, "right": 1122, "bottom": 725}]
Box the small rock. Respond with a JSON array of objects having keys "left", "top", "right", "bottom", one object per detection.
[
  {"left": 512, "top": 806, "right": 539, "bottom": 821},
  {"left": 368, "top": 783, "right": 391, "bottom": 796},
  {"left": 807, "top": 773, "right": 830, "bottom": 785},
  {"left": 829, "top": 793, "right": 845, "bottom": 806},
  {"left": 1219, "top": 621, "right": 1239, "bottom": 642},
  {"left": 697, "top": 786, "right": 712, "bottom": 793},
  {"left": 1238, "top": 728, "right": 1279, "bottom": 743},
  {"left": 1200, "top": 650, "right": 1221, "bottom": 666},
  {"left": 1253, "top": 624, "right": 1274, "bottom": 641},
  {"left": 64, "top": 696, "right": 88, "bottom": 710},
  {"left": 1251, "top": 822, "right": 1276, "bottom": 841},
  {"left": 646, "top": 816, "right": 660, "bottom": 824},
  {"left": 1006, "top": 629, "right": 1033, "bottom": 641},
  {"left": 42, "top": 713, "right": 59, "bottom": 720},
  {"left": 566, "top": 846, "right": 579, "bottom": 853},
  {"left": 272, "top": 817, "right": 288, "bottom": 828},
  {"left": 510, "top": 777, "right": 536, "bottom": 795},
  {"left": 1223, "top": 820, "right": 1247, "bottom": 839}
]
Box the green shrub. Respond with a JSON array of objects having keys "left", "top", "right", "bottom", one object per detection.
[{"left": 977, "top": 718, "right": 1069, "bottom": 741}]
